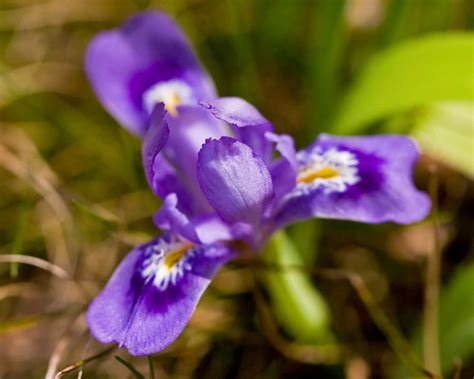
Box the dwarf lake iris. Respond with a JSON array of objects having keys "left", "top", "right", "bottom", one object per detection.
[{"left": 85, "top": 10, "right": 431, "bottom": 356}]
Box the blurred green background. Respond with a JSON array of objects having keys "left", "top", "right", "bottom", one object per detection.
[{"left": 0, "top": 0, "right": 473, "bottom": 378}]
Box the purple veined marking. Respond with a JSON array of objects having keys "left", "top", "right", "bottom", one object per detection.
[
  {"left": 141, "top": 238, "right": 195, "bottom": 291},
  {"left": 294, "top": 147, "right": 361, "bottom": 195},
  {"left": 143, "top": 79, "right": 195, "bottom": 116}
]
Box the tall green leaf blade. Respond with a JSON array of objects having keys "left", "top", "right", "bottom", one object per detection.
[
  {"left": 333, "top": 33, "right": 474, "bottom": 134},
  {"left": 307, "top": 0, "right": 346, "bottom": 136},
  {"left": 262, "top": 231, "right": 332, "bottom": 343}
]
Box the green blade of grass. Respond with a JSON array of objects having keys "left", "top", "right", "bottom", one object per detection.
[
  {"left": 307, "top": 0, "right": 347, "bottom": 136},
  {"left": 115, "top": 355, "right": 146, "bottom": 379},
  {"left": 10, "top": 197, "right": 30, "bottom": 277},
  {"left": 148, "top": 355, "right": 155, "bottom": 379}
]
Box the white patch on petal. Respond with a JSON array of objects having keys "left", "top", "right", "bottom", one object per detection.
[
  {"left": 295, "top": 148, "right": 360, "bottom": 195},
  {"left": 143, "top": 80, "right": 194, "bottom": 116},
  {"left": 141, "top": 238, "right": 194, "bottom": 291}
]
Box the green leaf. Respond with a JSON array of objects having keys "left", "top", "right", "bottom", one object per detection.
[
  {"left": 437, "top": 264, "right": 474, "bottom": 374},
  {"left": 392, "top": 263, "right": 474, "bottom": 378},
  {"left": 261, "top": 231, "right": 332, "bottom": 343},
  {"left": 412, "top": 102, "right": 474, "bottom": 178},
  {"left": 332, "top": 33, "right": 474, "bottom": 134}
]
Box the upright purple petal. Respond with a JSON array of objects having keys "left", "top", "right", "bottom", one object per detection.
[
  {"left": 143, "top": 105, "right": 231, "bottom": 215},
  {"left": 148, "top": 154, "right": 197, "bottom": 216},
  {"left": 274, "top": 134, "right": 431, "bottom": 228},
  {"left": 265, "top": 132, "right": 298, "bottom": 201},
  {"left": 87, "top": 236, "right": 233, "bottom": 356},
  {"left": 86, "top": 11, "right": 216, "bottom": 135},
  {"left": 200, "top": 97, "right": 274, "bottom": 164},
  {"left": 164, "top": 106, "right": 231, "bottom": 187},
  {"left": 143, "top": 103, "right": 169, "bottom": 185},
  {"left": 197, "top": 137, "right": 274, "bottom": 229}
]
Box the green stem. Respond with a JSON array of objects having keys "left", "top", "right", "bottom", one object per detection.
[
  {"left": 423, "top": 166, "right": 442, "bottom": 376},
  {"left": 148, "top": 355, "right": 155, "bottom": 379}
]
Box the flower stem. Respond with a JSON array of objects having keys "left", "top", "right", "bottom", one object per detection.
[{"left": 423, "top": 165, "right": 442, "bottom": 376}]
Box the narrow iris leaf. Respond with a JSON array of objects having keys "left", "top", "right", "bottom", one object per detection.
[
  {"left": 333, "top": 33, "right": 474, "bottom": 134},
  {"left": 262, "top": 231, "right": 332, "bottom": 343},
  {"left": 307, "top": 0, "right": 346, "bottom": 136}
]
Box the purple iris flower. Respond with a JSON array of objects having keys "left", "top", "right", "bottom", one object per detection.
[
  {"left": 85, "top": 11, "right": 274, "bottom": 356},
  {"left": 143, "top": 97, "right": 273, "bottom": 217},
  {"left": 87, "top": 194, "right": 234, "bottom": 356},
  {"left": 85, "top": 10, "right": 431, "bottom": 357},
  {"left": 86, "top": 10, "right": 274, "bottom": 216},
  {"left": 146, "top": 97, "right": 432, "bottom": 248},
  {"left": 86, "top": 11, "right": 217, "bottom": 136}
]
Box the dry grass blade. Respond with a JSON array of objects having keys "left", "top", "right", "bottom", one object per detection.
[
  {"left": 0, "top": 130, "right": 72, "bottom": 227},
  {"left": 54, "top": 346, "right": 116, "bottom": 378},
  {"left": 45, "top": 336, "right": 70, "bottom": 379},
  {"left": 0, "top": 129, "right": 79, "bottom": 271},
  {"left": 0, "top": 254, "right": 70, "bottom": 280},
  {"left": 0, "top": 0, "right": 132, "bottom": 30},
  {"left": 44, "top": 312, "right": 87, "bottom": 379},
  {"left": 0, "top": 282, "right": 37, "bottom": 301},
  {"left": 0, "top": 308, "right": 69, "bottom": 333},
  {"left": 0, "top": 63, "right": 79, "bottom": 107}
]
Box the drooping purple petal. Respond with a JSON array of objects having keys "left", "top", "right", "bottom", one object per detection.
[
  {"left": 197, "top": 137, "right": 274, "bottom": 229},
  {"left": 87, "top": 236, "right": 233, "bottom": 356},
  {"left": 200, "top": 97, "right": 274, "bottom": 164},
  {"left": 86, "top": 11, "right": 216, "bottom": 135},
  {"left": 274, "top": 134, "right": 431, "bottom": 228}
]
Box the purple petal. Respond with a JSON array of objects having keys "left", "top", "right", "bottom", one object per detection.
[
  {"left": 197, "top": 137, "right": 274, "bottom": 228},
  {"left": 274, "top": 134, "right": 431, "bottom": 228},
  {"left": 200, "top": 97, "right": 274, "bottom": 163},
  {"left": 153, "top": 194, "right": 200, "bottom": 243},
  {"left": 143, "top": 103, "right": 169, "bottom": 186},
  {"left": 148, "top": 154, "right": 197, "bottom": 216},
  {"left": 155, "top": 199, "right": 236, "bottom": 245},
  {"left": 161, "top": 106, "right": 231, "bottom": 212},
  {"left": 86, "top": 11, "right": 216, "bottom": 135},
  {"left": 265, "top": 132, "right": 297, "bottom": 201},
  {"left": 144, "top": 105, "right": 231, "bottom": 215},
  {"left": 192, "top": 214, "right": 235, "bottom": 244},
  {"left": 164, "top": 106, "right": 231, "bottom": 188},
  {"left": 87, "top": 236, "right": 233, "bottom": 356}
]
